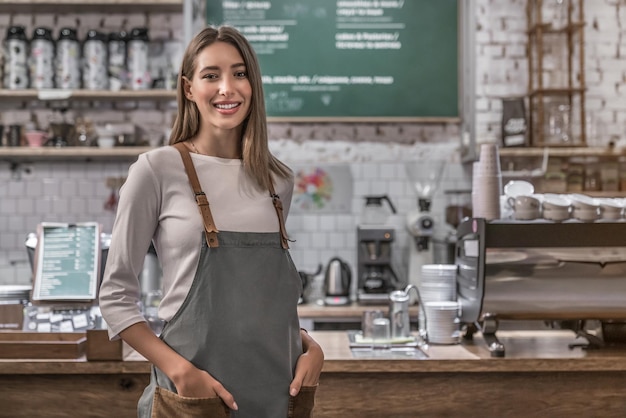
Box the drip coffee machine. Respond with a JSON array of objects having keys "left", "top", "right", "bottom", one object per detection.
[
  {"left": 405, "top": 160, "right": 446, "bottom": 288},
  {"left": 357, "top": 195, "right": 402, "bottom": 305}
]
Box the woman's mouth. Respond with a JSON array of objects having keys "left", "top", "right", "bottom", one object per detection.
[{"left": 214, "top": 102, "right": 240, "bottom": 113}]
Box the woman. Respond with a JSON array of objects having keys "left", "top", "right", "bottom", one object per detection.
[{"left": 99, "top": 25, "right": 324, "bottom": 417}]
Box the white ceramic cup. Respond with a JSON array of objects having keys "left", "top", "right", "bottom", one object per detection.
[
  {"left": 542, "top": 194, "right": 571, "bottom": 221},
  {"left": 509, "top": 195, "right": 541, "bottom": 220},
  {"left": 573, "top": 208, "right": 600, "bottom": 222}
]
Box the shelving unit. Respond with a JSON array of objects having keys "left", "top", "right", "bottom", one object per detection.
[
  {"left": 526, "top": 0, "right": 586, "bottom": 146},
  {"left": 0, "top": 0, "right": 183, "bottom": 13},
  {"left": 499, "top": 146, "right": 626, "bottom": 197},
  {"left": 0, "top": 146, "right": 153, "bottom": 162},
  {"left": 0, "top": 89, "right": 176, "bottom": 102},
  {"left": 0, "top": 0, "right": 184, "bottom": 161}
]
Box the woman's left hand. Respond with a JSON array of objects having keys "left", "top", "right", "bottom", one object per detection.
[{"left": 289, "top": 329, "right": 324, "bottom": 396}]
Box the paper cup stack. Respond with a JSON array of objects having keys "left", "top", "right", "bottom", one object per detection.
[
  {"left": 424, "top": 301, "right": 460, "bottom": 344},
  {"left": 418, "top": 264, "right": 457, "bottom": 338},
  {"left": 472, "top": 143, "right": 502, "bottom": 220}
]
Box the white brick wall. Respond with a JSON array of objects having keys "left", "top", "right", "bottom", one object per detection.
[{"left": 1, "top": 1, "right": 626, "bottom": 291}]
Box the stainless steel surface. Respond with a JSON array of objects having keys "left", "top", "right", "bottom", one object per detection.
[
  {"left": 389, "top": 289, "right": 411, "bottom": 339},
  {"left": 139, "top": 243, "right": 161, "bottom": 299},
  {"left": 456, "top": 219, "right": 626, "bottom": 356},
  {"left": 324, "top": 257, "right": 351, "bottom": 302},
  {"left": 457, "top": 220, "right": 626, "bottom": 322}
]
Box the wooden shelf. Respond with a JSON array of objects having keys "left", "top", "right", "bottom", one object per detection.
[
  {"left": 529, "top": 88, "right": 586, "bottom": 97},
  {"left": 499, "top": 147, "right": 626, "bottom": 158},
  {"left": 0, "top": 146, "right": 152, "bottom": 162},
  {"left": 527, "top": 22, "right": 585, "bottom": 34},
  {"left": 0, "top": 0, "right": 182, "bottom": 13},
  {"left": 0, "top": 89, "right": 177, "bottom": 102}
]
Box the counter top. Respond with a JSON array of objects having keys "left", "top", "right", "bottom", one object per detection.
[
  {"left": 3, "top": 330, "right": 626, "bottom": 417},
  {"left": 297, "top": 302, "right": 420, "bottom": 319},
  {"left": 2, "top": 329, "right": 625, "bottom": 374}
]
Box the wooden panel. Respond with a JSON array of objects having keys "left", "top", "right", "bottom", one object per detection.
[
  {"left": 315, "top": 371, "right": 626, "bottom": 417},
  {"left": 0, "top": 332, "right": 86, "bottom": 359},
  {"left": 0, "top": 374, "right": 149, "bottom": 418}
]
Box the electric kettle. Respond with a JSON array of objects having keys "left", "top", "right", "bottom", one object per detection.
[{"left": 324, "top": 257, "right": 352, "bottom": 306}]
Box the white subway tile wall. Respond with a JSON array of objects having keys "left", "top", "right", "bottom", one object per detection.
[{"left": 2, "top": 1, "right": 626, "bottom": 286}]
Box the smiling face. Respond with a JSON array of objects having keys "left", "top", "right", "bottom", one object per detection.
[{"left": 183, "top": 41, "right": 252, "bottom": 137}]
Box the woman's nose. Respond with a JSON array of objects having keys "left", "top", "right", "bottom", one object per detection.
[{"left": 218, "top": 76, "right": 235, "bottom": 96}]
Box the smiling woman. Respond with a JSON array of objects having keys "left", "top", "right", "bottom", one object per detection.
[{"left": 98, "top": 25, "right": 324, "bottom": 418}]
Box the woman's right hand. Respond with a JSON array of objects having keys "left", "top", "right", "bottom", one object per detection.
[
  {"left": 172, "top": 362, "right": 238, "bottom": 411},
  {"left": 119, "top": 323, "right": 238, "bottom": 411}
]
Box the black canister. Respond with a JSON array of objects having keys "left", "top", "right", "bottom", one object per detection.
[
  {"left": 55, "top": 27, "right": 80, "bottom": 89},
  {"left": 83, "top": 30, "right": 108, "bottom": 90},
  {"left": 29, "top": 27, "right": 55, "bottom": 89},
  {"left": 3, "top": 26, "right": 29, "bottom": 89},
  {"left": 8, "top": 124, "right": 22, "bottom": 147},
  {"left": 108, "top": 30, "right": 128, "bottom": 91},
  {"left": 127, "top": 27, "right": 151, "bottom": 90}
]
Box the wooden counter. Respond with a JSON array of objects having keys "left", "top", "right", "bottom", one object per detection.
[{"left": 1, "top": 330, "right": 626, "bottom": 417}]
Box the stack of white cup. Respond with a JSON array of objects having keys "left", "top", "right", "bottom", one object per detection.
[{"left": 472, "top": 143, "right": 502, "bottom": 220}]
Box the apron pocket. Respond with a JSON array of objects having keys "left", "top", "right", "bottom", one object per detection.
[
  {"left": 288, "top": 385, "right": 317, "bottom": 418},
  {"left": 151, "top": 386, "right": 230, "bottom": 418}
]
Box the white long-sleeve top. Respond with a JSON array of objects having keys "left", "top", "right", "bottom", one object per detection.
[{"left": 98, "top": 145, "right": 293, "bottom": 339}]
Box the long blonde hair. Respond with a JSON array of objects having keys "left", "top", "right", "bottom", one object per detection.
[{"left": 169, "top": 25, "right": 291, "bottom": 191}]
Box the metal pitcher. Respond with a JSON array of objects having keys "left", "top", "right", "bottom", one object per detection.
[{"left": 389, "top": 284, "right": 422, "bottom": 339}]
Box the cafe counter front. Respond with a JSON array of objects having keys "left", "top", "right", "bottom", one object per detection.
[{"left": 1, "top": 330, "right": 626, "bottom": 417}]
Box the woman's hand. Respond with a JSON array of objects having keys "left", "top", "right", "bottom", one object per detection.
[
  {"left": 119, "top": 322, "right": 238, "bottom": 410},
  {"left": 171, "top": 362, "right": 238, "bottom": 410},
  {"left": 289, "top": 329, "right": 324, "bottom": 396}
]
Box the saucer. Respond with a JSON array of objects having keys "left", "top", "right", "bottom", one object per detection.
[{"left": 504, "top": 180, "right": 534, "bottom": 198}]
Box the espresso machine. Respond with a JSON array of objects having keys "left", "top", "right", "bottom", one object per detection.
[
  {"left": 405, "top": 160, "right": 446, "bottom": 288},
  {"left": 357, "top": 195, "right": 402, "bottom": 304}
]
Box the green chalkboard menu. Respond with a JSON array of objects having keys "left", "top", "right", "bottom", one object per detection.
[
  {"left": 32, "top": 222, "right": 100, "bottom": 302},
  {"left": 206, "top": 0, "right": 459, "bottom": 121}
]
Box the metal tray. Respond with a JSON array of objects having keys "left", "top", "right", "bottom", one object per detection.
[{"left": 347, "top": 330, "right": 428, "bottom": 357}]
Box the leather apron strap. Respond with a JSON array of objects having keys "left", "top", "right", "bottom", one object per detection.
[
  {"left": 173, "top": 142, "right": 291, "bottom": 250},
  {"left": 268, "top": 181, "right": 291, "bottom": 250},
  {"left": 173, "top": 142, "right": 220, "bottom": 248}
]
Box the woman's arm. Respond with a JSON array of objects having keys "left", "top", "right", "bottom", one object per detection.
[
  {"left": 120, "top": 322, "right": 238, "bottom": 410},
  {"left": 289, "top": 329, "right": 324, "bottom": 396}
]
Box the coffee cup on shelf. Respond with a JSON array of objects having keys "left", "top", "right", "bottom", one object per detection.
[{"left": 508, "top": 195, "right": 541, "bottom": 220}]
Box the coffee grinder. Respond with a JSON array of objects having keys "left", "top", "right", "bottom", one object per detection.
[
  {"left": 357, "top": 195, "right": 402, "bottom": 305},
  {"left": 405, "top": 161, "right": 446, "bottom": 289}
]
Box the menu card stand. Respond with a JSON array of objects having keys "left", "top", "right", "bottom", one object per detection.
[{"left": 26, "top": 222, "right": 101, "bottom": 333}]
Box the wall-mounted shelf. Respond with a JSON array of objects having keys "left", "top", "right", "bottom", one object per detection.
[
  {"left": 499, "top": 147, "right": 626, "bottom": 197},
  {"left": 0, "top": 89, "right": 177, "bottom": 102},
  {"left": 0, "top": 146, "right": 152, "bottom": 162},
  {"left": 499, "top": 147, "right": 626, "bottom": 158},
  {"left": 0, "top": 0, "right": 182, "bottom": 13},
  {"left": 526, "top": 0, "right": 586, "bottom": 146}
]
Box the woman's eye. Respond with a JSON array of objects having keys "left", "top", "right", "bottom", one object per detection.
[
  {"left": 235, "top": 71, "right": 248, "bottom": 78},
  {"left": 203, "top": 73, "right": 218, "bottom": 80}
]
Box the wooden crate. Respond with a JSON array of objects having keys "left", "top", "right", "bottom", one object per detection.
[
  {"left": 0, "top": 332, "right": 86, "bottom": 359},
  {"left": 86, "top": 329, "right": 123, "bottom": 361}
]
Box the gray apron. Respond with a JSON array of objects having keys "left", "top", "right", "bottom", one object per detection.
[{"left": 137, "top": 143, "right": 303, "bottom": 417}]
